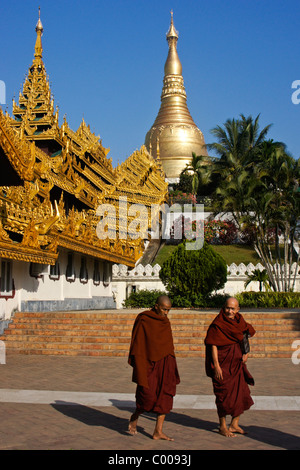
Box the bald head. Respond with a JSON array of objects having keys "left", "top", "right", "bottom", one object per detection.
[
  {"left": 224, "top": 297, "right": 239, "bottom": 308},
  {"left": 223, "top": 297, "right": 239, "bottom": 319},
  {"left": 156, "top": 295, "right": 171, "bottom": 306},
  {"left": 154, "top": 295, "right": 172, "bottom": 317}
]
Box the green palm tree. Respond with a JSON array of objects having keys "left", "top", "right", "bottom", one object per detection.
[
  {"left": 244, "top": 269, "right": 270, "bottom": 292},
  {"left": 239, "top": 113, "right": 272, "bottom": 163},
  {"left": 203, "top": 115, "right": 269, "bottom": 221},
  {"left": 207, "top": 114, "right": 271, "bottom": 165},
  {"left": 208, "top": 117, "right": 248, "bottom": 160},
  {"left": 182, "top": 152, "right": 207, "bottom": 197}
]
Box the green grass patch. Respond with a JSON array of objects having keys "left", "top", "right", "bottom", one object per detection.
[
  {"left": 211, "top": 244, "right": 260, "bottom": 265},
  {"left": 152, "top": 244, "right": 178, "bottom": 266},
  {"left": 153, "top": 243, "right": 295, "bottom": 267},
  {"left": 153, "top": 243, "right": 260, "bottom": 267}
]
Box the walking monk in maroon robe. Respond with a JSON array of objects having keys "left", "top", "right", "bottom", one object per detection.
[
  {"left": 128, "top": 295, "right": 180, "bottom": 440},
  {"left": 205, "top": 297, "right": 256, "bottom": 437}
]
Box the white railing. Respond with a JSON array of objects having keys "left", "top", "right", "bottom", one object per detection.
[
  {"left": 112, "top": 262, "right": 300, "bottom": 308},
  {"left": 112, "top": 263, "right": 161, "bottom": 278},
  {"left": 113, "top": 262, "right": 300, "bottom": 278}
]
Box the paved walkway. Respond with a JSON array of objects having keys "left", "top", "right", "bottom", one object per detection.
[{"left": 0, "top": 354, "right": 299, "bottom": 452}]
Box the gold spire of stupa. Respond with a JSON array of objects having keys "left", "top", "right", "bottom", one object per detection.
[
  {"left": 164, "top": 10, "right": 182, "bottom": 77},
  {"left": 145, "top": 11, "right": 208, "bottom": 182},
  {"left": 34, "top": 6, "right": 43, "bottom": 64},
  {"left": 11, "top": 8, "right": 57, "bottom": 138}
]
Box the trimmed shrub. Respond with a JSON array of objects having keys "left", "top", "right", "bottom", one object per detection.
[{"left": 159, "top": 241, "right": 227, "bottom": 307}]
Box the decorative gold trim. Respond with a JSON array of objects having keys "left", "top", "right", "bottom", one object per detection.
[{"left": 0, "top": 12, "right": 168, "bottom": 268}]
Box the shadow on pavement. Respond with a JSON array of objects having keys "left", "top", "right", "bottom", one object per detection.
[
  {"left": 51, "top": 401, "right": 130, "bottom": 436},
  {"left": 51, "top": 401, "right": 300, "bottom": 450},
  {"left": 169, "top": 411, "right": 300, "bottom": 450},
  {"left": 244, "top": 425, "right": 300, "bottom": 450}
]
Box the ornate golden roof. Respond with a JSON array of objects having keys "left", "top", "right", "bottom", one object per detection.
[
  {"left": 145, "top": 11, "right": 208, "bottom": 180},
  {"left": 0, "top": 11, "right": 168, "bottom": 267}
]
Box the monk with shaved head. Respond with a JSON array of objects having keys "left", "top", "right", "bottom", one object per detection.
[
  {"left": 128, "top": 295, "right": 180, "bottom": 441},
  {"left": 205, "top": 297, "right": 256, "bottom": 437}
]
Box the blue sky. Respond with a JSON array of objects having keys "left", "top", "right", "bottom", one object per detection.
[{"left": 1, "top": 0, "right": 300, "bottom": 166}]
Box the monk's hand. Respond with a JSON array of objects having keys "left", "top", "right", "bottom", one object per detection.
[
  {"left": 214, "top": 364, "right": 223, "bottom": 381},
  {"left": 242, "top": 354, "right": 248, "bottom": 363}
]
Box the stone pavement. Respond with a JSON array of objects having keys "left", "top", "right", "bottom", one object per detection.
[{"left": 0, "top": 354, "right": 299, "bottom": 453}]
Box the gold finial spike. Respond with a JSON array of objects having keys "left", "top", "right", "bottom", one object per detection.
[
  {"left": 35, "top": 6, "right": 43, "bottom": 33},
  {"left": 34, "top": 7, "right": 43, "bottom": 62},
  {"left": 165, "top": 10, "right": 181, "bottom": 76},
  {"left": 166, "top": 9, "right": 178, "bottom": 40}
]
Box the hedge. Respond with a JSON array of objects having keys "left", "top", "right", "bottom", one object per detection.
[
  {"left": 124, "top": 289, "right": 300, "bottom": 309},
  {"left": 123, "top": 289, "right": 166, "bottom": 308},
  {"left": 236, "top": 291, "right": 300, "bottom": 308},
  {"left": 123, "top": 289, "right": 229, "bottom": 309}
]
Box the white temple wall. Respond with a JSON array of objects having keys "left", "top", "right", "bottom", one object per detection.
[{"left": 0, "top": 249, "right": 115, "bottom": 322}]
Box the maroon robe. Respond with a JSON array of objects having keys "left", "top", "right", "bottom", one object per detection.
[
  {"left": 204, "top": 309, "right": 255, "bottom": 418},
  {"left": 135, "top": 355, "right": 179, "bottom": 414},
  {"left": 128, "top": 309, "right": 180, "bottom": 415}
]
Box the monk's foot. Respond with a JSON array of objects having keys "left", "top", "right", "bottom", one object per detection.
[
  {"left": 229, "top": 425, "right": 247, "bottom": 435},
  {"left": 128, "top": 417, "right": 138, "bottom": 435},
  {"left": 218, "top": 426, "right": 236, "bottom": 438},
  {"left": 152, "top": 431, "right": 174, "bottom": 441}
]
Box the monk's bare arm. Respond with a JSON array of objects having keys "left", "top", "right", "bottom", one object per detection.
[{"left": 212, "top": 345, "right": 223, "bottom": 380}]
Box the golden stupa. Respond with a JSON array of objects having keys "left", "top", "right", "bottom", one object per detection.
[{"left": 145, "top": 12, "right": 208, "bottom": 182}]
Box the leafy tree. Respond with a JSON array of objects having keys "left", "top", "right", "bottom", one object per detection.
[
  {"left": 248, "top": 142, "right": 300, "bottom": 291},
  {"left": 159, "top": 241, "right": 227, "bottom": 306},
  {"left": 208, "top": 114, "right": 271, "bottom": 164},
  {"left": 181, "top": 152, "right": 209, "bottom": 197},
  {"left": 173, "top": 172, "right": 193, "bottom": 194},
  {"left": 198, "top": 114, "right": 300, "bottom": 291}
]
